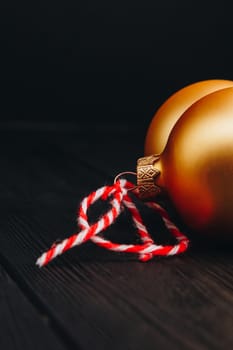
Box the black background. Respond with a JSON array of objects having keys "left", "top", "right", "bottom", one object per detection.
[{"left": 0, "top": 1, "right": 233, "bottom": 127}]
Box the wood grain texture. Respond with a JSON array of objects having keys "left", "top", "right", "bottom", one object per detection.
[
  {"left": 0, "top": 265, "right": 66, "bottom": 350},
  {"left": 0, "top": 126, "right": 232, "bottom": 350}
]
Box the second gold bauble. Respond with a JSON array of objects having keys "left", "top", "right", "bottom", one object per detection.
[{"left": 144, "top": 79, "right": 233, "bottom": 156}]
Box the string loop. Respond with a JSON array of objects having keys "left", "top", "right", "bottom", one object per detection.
[{"left": 36, "top": 179, "right": 189, "bottom": 267}]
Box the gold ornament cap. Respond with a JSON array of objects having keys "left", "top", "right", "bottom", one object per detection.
[{"left": 137, "top": 155, "right": 161, "bottom": 199}]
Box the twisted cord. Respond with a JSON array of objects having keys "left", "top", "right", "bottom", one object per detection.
[{"left": 36, "top": 179, "right": 189, "bottom": 267}]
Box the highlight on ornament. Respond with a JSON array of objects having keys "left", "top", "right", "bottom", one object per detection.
[{"left": 36, "top": 79, "right": 233, "bottom": 267}]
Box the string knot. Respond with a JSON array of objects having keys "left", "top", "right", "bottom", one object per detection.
[{"left": 36, "top": 179, "right": 189, "bottom": 267}]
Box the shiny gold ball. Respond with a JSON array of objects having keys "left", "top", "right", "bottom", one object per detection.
[
  {"left": 145, "top": 79, "right": 233, "bottom": 156},
  {"left": 149, "top": 87, "right": 233, "bottom": 237}
]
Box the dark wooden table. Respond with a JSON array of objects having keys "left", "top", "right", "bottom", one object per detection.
[{"left": 0, "top": 122, "right": 232, "bottom": 350}]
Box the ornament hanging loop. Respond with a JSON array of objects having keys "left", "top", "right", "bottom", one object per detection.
[{"left": 114, "top": 171, "right": 137, "bottom": 191}]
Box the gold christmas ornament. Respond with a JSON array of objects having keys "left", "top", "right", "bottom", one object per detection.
[
  {"left": 144, "top": 79, "right": 233, "bottom": 156},
  {"left": 139, "top": 87, "right": 233, "bottom": 237}
]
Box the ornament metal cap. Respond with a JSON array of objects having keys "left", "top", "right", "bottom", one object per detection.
[{"left": 137, "top": 154, "right": 161, "bottom": 199}]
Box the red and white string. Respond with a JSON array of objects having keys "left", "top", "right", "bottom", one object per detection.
[{"left": 36, "top": 179, "right": 189, "bottom": 267}]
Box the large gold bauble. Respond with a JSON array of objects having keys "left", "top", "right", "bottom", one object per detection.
[
  {"left": 140, "top": 87, "right": 233, "bottom": 237},
  {"left": 144, "top": 79, "right": 233, "bottom": 156}
]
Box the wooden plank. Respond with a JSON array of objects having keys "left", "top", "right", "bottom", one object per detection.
[
  {"left": 0, "top": 127, "right": 232, "bottom": 350},
  {"left": 0, "top": 264, "right": 66, "bottom": 350}
]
